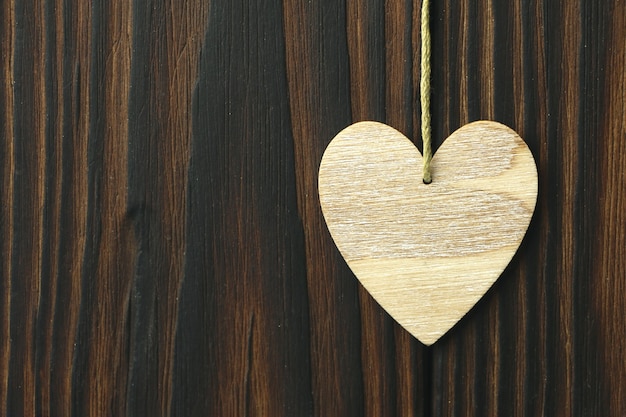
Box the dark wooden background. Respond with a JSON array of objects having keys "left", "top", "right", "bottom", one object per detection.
[{"left": 1, "top": 0, "right": 625, "bottom": 415}]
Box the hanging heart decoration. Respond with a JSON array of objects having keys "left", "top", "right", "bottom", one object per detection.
[{"left": 318, "top": 120, "right": 538, "bottom": 345}]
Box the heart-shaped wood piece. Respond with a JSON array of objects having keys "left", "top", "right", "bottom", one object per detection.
[{"left": 318, "top": 121, "right": 537, "bottom": 345}]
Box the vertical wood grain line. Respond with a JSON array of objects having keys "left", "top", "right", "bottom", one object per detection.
[
  {"left": 126, "top": 0, "right": 209, "bottom": 414},
  {"left": 411, "top": 0, "right": 419, "bottom": 142},
  {"left": 159, "top": 3, "right": 209, "bottom": 413},
  {"left": 282, "top": 1, "right": 367, "bottom": 415},
  {"left": 0, "top": 0, "right": 15, "bottom": 413},
  {"left": 347, "top": 0, "right": 385, "bottom": 121},
  {"left": 49, "top": 0, "right": 91, "bottom": 414},
  {"left": 572, "top": 0, "right": 607, "bottom": 414},
  {"left": 34, "top": 0, "right": 66, "bottom": 414},
  {"left": 479, "top": 0, "right": 494, "bottom": 119},
  {"left": 433, "top": 0, "right": 452, "bottom": 139},
  {"left": 458, "top": 0, "right": 469, "bottom": 124},
  {"left": 489, "top": 0, "right": 527, "bottom": 413},
  {"left": 527, "top": 1, "right": 549, "bottom": 412},
  {"left": 70, "top": 0, "right": 134, "bottom": 415},
  {"left": 511, "top": 0, "right": 524, "bottom": 130},
  {"left": 385, "top": 0, "right": 413, "bottom": 135},
  {"left": 596, "top": 2, "right": 626, "bottom": 415},
  {"left": 555, "top": 2, "right": 580, "bottom": 415},
  {"left": 6, "top": 0, "right": 47, "bottom": 414}
]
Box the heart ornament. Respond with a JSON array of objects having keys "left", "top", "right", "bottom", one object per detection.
[{"left": 318, "top": 121, "right": 537, "bottom": 345}]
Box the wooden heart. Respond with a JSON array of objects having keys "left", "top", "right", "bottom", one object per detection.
[{"left": 318, "top": 121, "right": 537, "bottom": 345}]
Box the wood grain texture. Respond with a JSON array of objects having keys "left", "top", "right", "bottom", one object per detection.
[
  {"left": 0, "top": 0, "right": 624, "bottom": 415},
  {"left": 319, "top": 120, "right": 537, "bottom": 345}
]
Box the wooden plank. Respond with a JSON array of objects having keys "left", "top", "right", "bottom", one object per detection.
[
  {"left": 172, "top": 1, "right": 313, "bottom": 415},
  {"left": 0, "top": 0, "right": 624, "bottom": 415}
]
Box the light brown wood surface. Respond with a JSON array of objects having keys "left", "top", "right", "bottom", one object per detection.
[{"left": 319, "top": 121, "right": 538, "bottom": 345}]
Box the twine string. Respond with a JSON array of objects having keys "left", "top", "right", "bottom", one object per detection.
[{"left": 421, "top": 0, "right": 432, "bottom": 184}]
